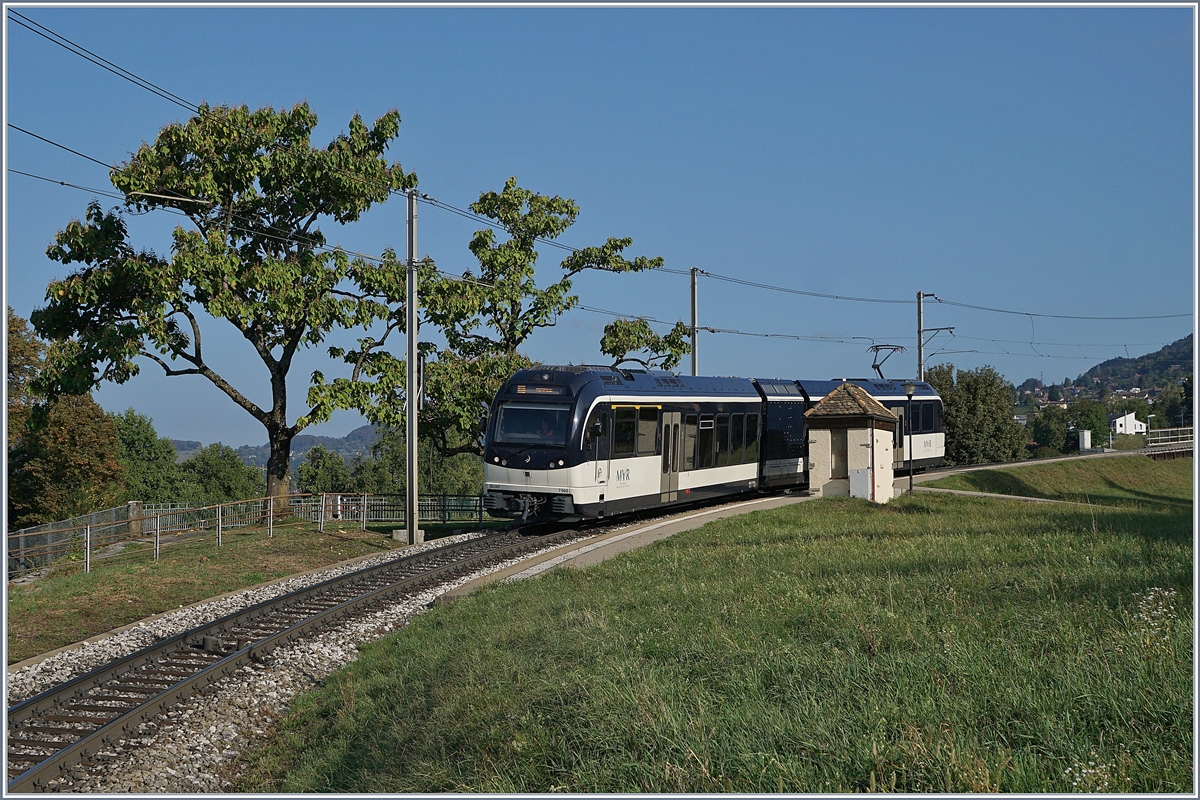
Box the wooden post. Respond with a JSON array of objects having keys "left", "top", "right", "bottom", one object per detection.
[
  {"left": 216, "top": 503, "right": 223, "bottom": 547},
  {"left": 361, "top": 493, "right": 367, "bottom": 531},
  {"left": 84, "top": 524, "right": 91, "bottom": 574},
  {"left": 267, "top": 496, "right": 274, "bottom": 538},
  {"left": 319, "top": 493, "right": 325, "bottom": 533},
  {"left": 154, "top": 514, "right": 161, "bottom": 561}
]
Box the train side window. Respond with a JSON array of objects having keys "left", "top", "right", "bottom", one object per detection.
[
  {"left": 698, "top": 414, "right": 714, "bottom": 468},
  {"left": 637, "top": 407, "right": 659, "bottom": 456},
  {"left": 662, "top": 428, "right": 672, "bottom": 474},
  {"left": 614, "top": 408, "right": 637, "bottom": 457},
  {"left": 744, "top": 414, "right": 759, "bottom": 462},
  {"left": 922, "top": 401, "right": 934, "bottom": 433},
  {"left": 935, "top": 404, "right": 943, "bottom": 431},
  {"left": 730, "top": 413, "right": 745, "bottom": 464},
  {"left": 684, "top": 415, "right": 698, "bottom": 470},
  {"left": 715, "top": 414, "right": 730, "bottom": 466}
]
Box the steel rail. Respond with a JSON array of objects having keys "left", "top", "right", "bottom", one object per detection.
[{"left": 7, "top": 528, "right": 575, "bottom": 792}]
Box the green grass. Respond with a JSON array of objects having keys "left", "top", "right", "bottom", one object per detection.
[
  {"left": 237, "top": 484, "right": 1192, "bottom": 793},
  {"left": 923, "top": 454, "right": 1193, "bottom": 510},
  {"left": 7, "top": 523, "right": 406, "bottom": 664}
]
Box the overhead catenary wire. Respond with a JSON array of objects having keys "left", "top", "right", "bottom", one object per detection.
[{"left": 15, "top": 165, "right": 1181, "bottom": 367}]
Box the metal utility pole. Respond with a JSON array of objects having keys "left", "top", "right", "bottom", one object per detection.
[
  {"left": 690, "top": 267, "right": 699, "bottom": 376},
  {"left": 916, "top": 291, "right": 953, "bottom": 382},
  {"left": 917, "top": 291, "right": 924, "bottom": 381},
  {"left": 404, "top": 188, "right": 423, "bottom": 545}
]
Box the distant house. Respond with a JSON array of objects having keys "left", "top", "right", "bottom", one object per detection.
[
  {"left": 1013, "top": 414, "right": 1028, "bottom": 427},
  {"left": 1109, "top": 411, "right": 1146, "bottom": 435}
]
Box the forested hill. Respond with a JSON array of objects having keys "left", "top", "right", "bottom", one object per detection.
[
  {"left": 172, "top": 426, "right": 379, "bottom": 470},
  {"left": 1077, "top": 334, "right": 1192, "bottom": 390},
  {"left": 235, "top": 426, "right": 379, "bottom": 471}
]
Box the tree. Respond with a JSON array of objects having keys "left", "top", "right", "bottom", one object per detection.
[
  {"left": 111, "top": 409, "right": 189, "bottom": 503},
  {"left": 296, "top": 445, "right": 354, "bottom": 494},
  {"left": 7, "top": 307, "right": 45, "bottom": 450},
  {"left": 925, "top": 363, "right": 1026, "bottom": 466},
  {"left": 308, "top": 177, "right": 664, "bottom": 457},
  {"left": 8, "top": 394, "right": 125, "bottom": 527},
  {"left": 599, "top": 317, "right": 691, "bottom": 370},
  {"left": 178, "top": 444, "right": 266, "bottom": 504},
  {"left": 1029, "top": 406, "right": 1070, "bottom": 453},
  {"left": 1069, "top": 399, "right": 1109, "bottom": 445},
  {"left": 31, "top": 103, "right": 416, "bottom": 498}
]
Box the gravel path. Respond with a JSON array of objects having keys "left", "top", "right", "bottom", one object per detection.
[{"left": 8, "top": 530, "right": 592, "bottom": 793}]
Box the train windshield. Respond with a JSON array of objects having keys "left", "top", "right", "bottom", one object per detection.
[{"left": 495, "top": 403, "right": 572, "bottom": 447}]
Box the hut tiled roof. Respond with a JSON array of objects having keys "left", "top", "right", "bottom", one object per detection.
[{"left": 804, "top": 382, "right": 897, "bottom": 422}]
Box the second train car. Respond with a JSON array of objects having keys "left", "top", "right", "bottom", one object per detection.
[{"left": 481, "top": 366, "right": 943, "bottom": 521}]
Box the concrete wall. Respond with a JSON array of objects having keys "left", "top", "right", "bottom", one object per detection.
[{"left": 808, "top": 422, "right": 894, "bottom": 503}]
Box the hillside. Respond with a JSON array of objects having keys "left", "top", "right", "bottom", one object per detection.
[
  {"left": 1075, "top": 334, "right": 1192, "bottom": 391},
  {"left": 172, "top": 426, "right": 380, "bottom": 472}
]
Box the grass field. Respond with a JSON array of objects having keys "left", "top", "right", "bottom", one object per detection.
[
  {"left": 237, "top": 462, "right": 1193, "bottom": 793},
  {"left": 922, "top": 454, "right": 1193, "bottom": 509},
  {"left": 6, "top": 523, "right": 407, "bottom": 664}
]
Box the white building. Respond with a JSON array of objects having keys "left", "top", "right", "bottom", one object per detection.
[{"left": 1109, "top": 411, "right": 1146, "bottom": 435}]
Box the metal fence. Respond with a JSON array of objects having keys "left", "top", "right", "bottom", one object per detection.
[
  {"left": 1147, "top": 426, "right": 1194, "bottom": 448},
  {"left": 8, "top": 493, "right": 485, "bottom": 579}
]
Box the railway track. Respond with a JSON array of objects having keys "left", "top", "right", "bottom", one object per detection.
[{"left": 6, "top": 527, "right": 577, "bottom": 792}]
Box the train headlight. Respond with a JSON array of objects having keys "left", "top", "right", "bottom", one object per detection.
[
  {"left": 501, "top": 459, "right": 507, "bottom": 466},
  {"left": 493, "top": 456, "right": 499, "bottom": 463},
  {"left": 558, "top": 460, "right": 564, "bottom": 466}
]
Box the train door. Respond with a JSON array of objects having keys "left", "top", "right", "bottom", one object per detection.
[
  {"left": 585, "top": 406, "right": 611, "bottom": 488},
  {"left": 660, "top": 411, "right": 681, "bottom": 502}
]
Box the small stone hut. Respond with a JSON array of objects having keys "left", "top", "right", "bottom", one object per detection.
[{"left": 804, "top": 382, "right": 897, "bottom": 503}]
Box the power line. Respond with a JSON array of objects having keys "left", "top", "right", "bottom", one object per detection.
[
  {"left": 931, "top": 296, "right": 1190, "bottom": 321},
  {"left": 8, "top": 10, "right": 199, "bottom": 114},
  {"left": 8, "top": 124, "right": 114, "bottom": 169}
]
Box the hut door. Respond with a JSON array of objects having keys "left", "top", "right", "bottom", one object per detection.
[{"left": 660, "top": 412, "right": 681, "bottom": 503}]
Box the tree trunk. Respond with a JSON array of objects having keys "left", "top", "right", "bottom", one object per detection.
[{"left": 266, "top": 424, "right": 294, "bottom": 498}]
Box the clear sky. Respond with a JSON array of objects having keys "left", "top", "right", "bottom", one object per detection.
[{"left": 4, "top": 4, "right": 1195, "bottom": 447}]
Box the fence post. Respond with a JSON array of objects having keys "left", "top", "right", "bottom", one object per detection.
[
  {"left": 84, "top": 524, "right": 91, "bottom": 574},
  {"left": 268, "top": 496, "right": 274, "bottom": 538},
  {"left": 154, "top": 514, "right": 161, "bottom": 561},
  {"left": 216, "top": 503, "right": 223, "bottom": 547},
  {"left": 361, "top": 493, "right": 368, "bottom": 531},
  {"left": 319, "top": 493, "right": 326, "bottom": 533},
  {"left": 478, "top": 495, "right": 483, "bottom": 528}
]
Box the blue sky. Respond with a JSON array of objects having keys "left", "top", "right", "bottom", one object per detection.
[{"left": 4, "top": 5, "right": 1195, "bottom": 447}]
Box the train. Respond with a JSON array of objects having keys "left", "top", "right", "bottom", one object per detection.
[{"left": 481, "top": 365, "right": 944, "bottom": 521}]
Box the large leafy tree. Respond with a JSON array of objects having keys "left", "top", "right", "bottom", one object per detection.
[
  {"left": 8, "top": 394, "right": 125, "bottom": 528},
  {"left": 31, "top": 103, "right": 415, "bottom": 497},
  {"left": 599, "top": 317, "right": 691, "bottom": 370},
  {"left": 7, "top": 307, "right": 46, "bottom": 450},
  {"left": 111, "top": 408, "right": 191, "bottom": 503},
  {"left": 178, "top": 444, "right": 266, "bottom": 504},
  {"left": 926, "top": 363, "right": 1026, "bottom": 466},
  {"left": 1029, "top": 405, "right": 1070, "bottom": 453},
  {"left": 308, "top": 177, "right": 664, "bottom": 456}
]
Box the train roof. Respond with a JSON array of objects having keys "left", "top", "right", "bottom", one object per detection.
[
  {"left": 503, "top": 367, "right": 941, "bottom": 402},
  {"left": 505, "top": 366, "right": 756, "bottom": 397},
  {"left": 798, "top": 378, "right": 940, "bottom": 401}
]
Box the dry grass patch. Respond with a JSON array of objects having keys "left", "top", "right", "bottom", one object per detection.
[{"left": 7, "top": 524, "right": 405, "bottom": 664}]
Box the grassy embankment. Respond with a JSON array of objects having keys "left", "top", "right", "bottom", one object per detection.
[
  {"left": 238, "top": 457, "right": 1192, "bottom": 793},
  {"left": 923, "top": 453, "right": 1193, "bottom": 509}
]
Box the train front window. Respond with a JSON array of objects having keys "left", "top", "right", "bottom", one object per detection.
[{"left": 495, "top": 403, "right": 572, "bottom": 447}]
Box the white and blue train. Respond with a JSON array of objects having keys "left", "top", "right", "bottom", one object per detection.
[{"left": 481, "top": 365, "right": 944, "bottom": 521}]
